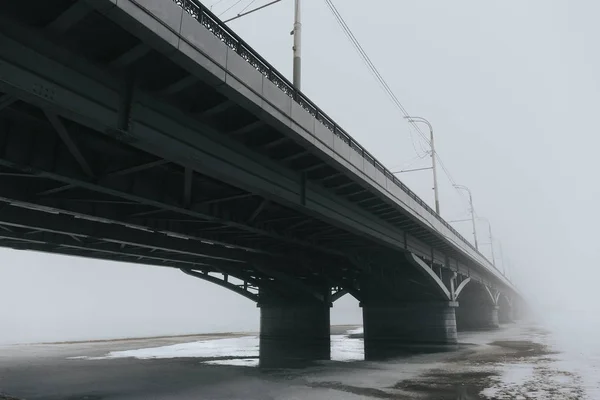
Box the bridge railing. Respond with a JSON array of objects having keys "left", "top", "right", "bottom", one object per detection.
[{"left": 173, "top": 0, "right": 500, "bottom": 276}]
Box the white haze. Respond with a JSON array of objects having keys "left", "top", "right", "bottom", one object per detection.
[{"left": 1, "top": 0, "right": 599, "bottom": 343}]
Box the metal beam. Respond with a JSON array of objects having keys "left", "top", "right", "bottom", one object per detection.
[
  {"left": 286, "top": 219, "right": 312, "bottom": 231},
  {"left": 262, "top": 136, "right": 288, "bottom": 150},
  {"left": 317, "top": 172, "right": 344, "bottom": 183},
  {"left": 362, "top": 202, "right": 389, "bottom": 211},
  {"left": 197, "top": 100, "right": 233, "bottom": 118},
  {"left": 196, "top": 193, "right": 254, "bottom": 205},
  {"left": 47, "top": 1, "right": 93, "bottom": 32},
  {"left": 183, "top": 167, "right": 193, "bottom": 208},
  {"left": 0, "top": 229, "right": 213, "bottom": 268},
  {"left": 181, "top": 268, "right": 258, "bottom": 302},
  {"left": 302, "top": 163, "right": 327, "bottom": 173},
  {"left": 0, "top": 27, "right": 509, "bottom": 288},
  {"left": 44, "top": 111, "right": 94, "bottom": 178},
  {"left": 0, "top": 236, "right": 220, "bottom": 271},
  {"left": 109, "top": 43, "right": 150, "bottom": 68},
  {"left": 0, "top": 95, "right": 17, "bottom": 112},
  {"left": 405, "top": 253, "right": 452, "bottom": 301},
  {"left": 247, "top": 199, "right": 269, "bottom": 223},
  {"left": 127, "top": 208, "right": 166, "bottom": 218},
  {"left": 37, "top": 184, "right": 75, "bottom": 197},
  {"left": 0, "top": 205, "right": 264, "bottom": 262},
  {"left": 260, "top": 215, "right": 303, "bottom": 224},
  {"left": 306, "top": 226, "right": 338, "bottom": 239},
  {"left": 227, "top": 120, "right": 264, "bottom": 136},
  {"left": 161, "top": 75, "right": 198, "bottom": 96},
  {"left": 254, "top": 264, "right": 326, "bottom": 303},
  {"left": 330, "top": 181, "right": 356, "bottom": 191},
  {"left": 0, "top": 172, "right": 42, "bottom": 178},
  {"left": 106, "top": 159, "right": 169, "bottom": 177},
  {"left": 279, "top": 150, "right": 309, "bottom": 163},
  {"left": 343, "top": 188, "right": 369, "bottom": 197},
  {"left": 117, "top": 74, "right": 135, "bottom": 132},
  {"left": 0, "top": 155, "right": 339, "bottom": 256}
]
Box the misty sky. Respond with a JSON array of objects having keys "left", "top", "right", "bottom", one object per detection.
[{"left": 1, "top": 0, "right": 597, "bottom": 344}]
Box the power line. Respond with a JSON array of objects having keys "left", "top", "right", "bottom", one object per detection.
[
  {"left": 435, "top": 153, "right": 472, "bottom": 209},
  {"left": 210, "top": 0, "right": 231, "bottom": 10},
  {"left": 322, "top": 0, "right": 431, "bottom": 147},
  {"left": 218, "top": 0, "right": 245, "bottom": 17},
  {"left": 240, "top": 0, "right": 257, "bottom": 13},
  {"left": 323, "top": 0, "right": 473, "bottom": 208},
  {"left": 224, "top": 0, "right": 282, "bottom": 23}
]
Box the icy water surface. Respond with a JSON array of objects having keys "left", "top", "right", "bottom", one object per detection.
[
  {"left": 2, "top": 321, "right": 599, "bottom": 399},
  {"left": 63, "top": 322, "right": 598, "bottom": 399}
]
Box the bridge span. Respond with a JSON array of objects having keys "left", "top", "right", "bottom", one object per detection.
[{"left": 0, "top": 0, "right": 522, "bottom": 366}]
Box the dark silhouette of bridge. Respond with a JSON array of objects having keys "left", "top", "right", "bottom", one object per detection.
[{"left": 0, "top": 0, "right": 522, "bottom": 366}]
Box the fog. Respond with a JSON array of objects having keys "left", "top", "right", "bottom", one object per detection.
[{"left": 1, "top": 0, "right": 598, "bottom": 343}]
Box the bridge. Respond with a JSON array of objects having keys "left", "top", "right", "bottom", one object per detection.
[{"left": 0, "top": 0, "right": 522, "bottom": 366}]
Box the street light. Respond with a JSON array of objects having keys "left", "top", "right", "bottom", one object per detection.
[
  {"left": 478, "top": 217, "right": 496, "bottom": 267},
  {"left": 453, "top": 184, "right": 478, "bottom": 250},
  {"left": 223, "top": 0, "right": 301, "bottom": 89},
  {"left": 292, "top": 0, "right": 302, "bottom": 89},
  {"left": 403, "top": 116, "right": 440, "bottom": 214},
  {"left": 498, "top": 241, "right": 507, "bottom": 276}
]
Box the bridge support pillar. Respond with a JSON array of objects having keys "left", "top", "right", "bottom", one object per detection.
[
  {"left": 499, "top": 307, "right": 513, "bottom": 324},
  {"left": 456, "top": 304, "right": 499, "bottom": 331},
  {"left": 362, "top": 301, "right": 458, "bottom": 360},
  {"left": 498, "top": 299, "right": 514, "bottom": 324},
  {"left": 512, "top": 301, "right": 523, "bottom": 321},
  {"left": 259, "top": 300, "right": 330, "bottom": 368}
]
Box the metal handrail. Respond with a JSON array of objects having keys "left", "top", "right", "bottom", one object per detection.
[{"left": 173, "top": 0, "right": 495, "bottom": 272}]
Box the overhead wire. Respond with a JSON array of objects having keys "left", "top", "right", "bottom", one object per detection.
[
  {"left": 396, "top": 154, "right": 431, "bottom": 173},
  {"left": 322, "top": 0, "right": 431, "bottom": 147},
  {"left": 323, "top": 0, "right": 473, "bottom": 212},
  {"left": 218, "top": 0, "right": 246, "bottom": 17},
  {"left": 210, "top": 0, "right": 231, "bottom": 10},
  {"left": 239, "top": 0, "right": 258, "bottom": 13}
]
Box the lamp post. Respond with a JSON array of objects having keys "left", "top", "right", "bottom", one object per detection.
[
  {"left": 453, "top": 184, "right": 478, "bottom": 250},
  {"left": 404, "top": 116, "right": 439, "bottom": 214},
  {"left": 292, "top": 0, "right": 302, "bottom": 89},
  {"left": 499, "top": 241, "right": 507, "bottom": 276},
  {"left": 478, "top": 217, "right": 496, "bottom": 267}
]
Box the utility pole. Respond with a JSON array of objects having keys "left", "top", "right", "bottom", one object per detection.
[
  {"left": 404, "top": 116, "right": 440, "bottom": 214},
  {"left": 454, "top": 184, "right": 478, "bottom": 250},
  {"left": 430, "top": 129, "right": 440, "bottom": 215},
  {"left": 292, "top": 0, "right": 302, "bottom": 89},
  {"left": 499, "top": 241, "right": 506, "bottom": 276},
  {"left": 478, "top": 217, "right": 496, "bottom": 267},
  {"left": 487, "top": 222, "right": 495, "bottom": 266}
]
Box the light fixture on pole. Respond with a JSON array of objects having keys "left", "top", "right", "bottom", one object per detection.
[
  {"left": 403, "top": 116, "right": 440, "bottom": 214},
  {"left": 477, "top": 217, "right": 496, "bottom": 267},
  {"left": 453, "top": 184, "right": 478, "bottom": 250},
  {"left": 498, "top": 241, "right": 507, "bottom": 276},
  {"left": 292, "top": 0, "right": 302, "bottom": 89}
]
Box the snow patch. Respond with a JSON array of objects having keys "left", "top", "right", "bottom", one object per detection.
[{"left": 69, "top": 333, "right": 365, "bottom": 365}]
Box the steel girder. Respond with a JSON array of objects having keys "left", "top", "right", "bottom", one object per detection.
[{"left": 0, "top": 14, "right": 512, "bottom": 296}]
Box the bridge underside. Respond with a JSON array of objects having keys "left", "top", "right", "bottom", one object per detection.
[{"left": 0, "top": 0, "right": 520, "bottom": 366}]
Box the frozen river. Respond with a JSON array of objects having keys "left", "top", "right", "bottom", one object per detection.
[{"left": 0, "top": 322, "right": 596, "bottom": 399}]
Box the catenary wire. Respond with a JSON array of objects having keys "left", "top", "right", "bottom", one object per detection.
[{"left": 324, "top": 0, "right": 472, "bottom": 205}]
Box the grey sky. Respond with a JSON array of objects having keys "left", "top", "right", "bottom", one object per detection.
[{"left": 1, "top": 0, "right": 597, "bottom": 343}]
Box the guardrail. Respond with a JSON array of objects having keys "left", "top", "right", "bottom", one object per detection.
[{"left": 173, "top": 0, "right": 499, "bottom": 274}]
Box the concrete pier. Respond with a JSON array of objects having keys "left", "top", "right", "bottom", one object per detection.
[
  {"left": 259, "top": 301, "right": 330, "bottom": 367},
  {"left": 498, "top": 297, "right": 514, "bottom": 324},
  {"left": 456, "top": 303, "right": 499, "bottom": 331},
  {"left": 362, "top": 301, "right": 458, "bottom": 360}
]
